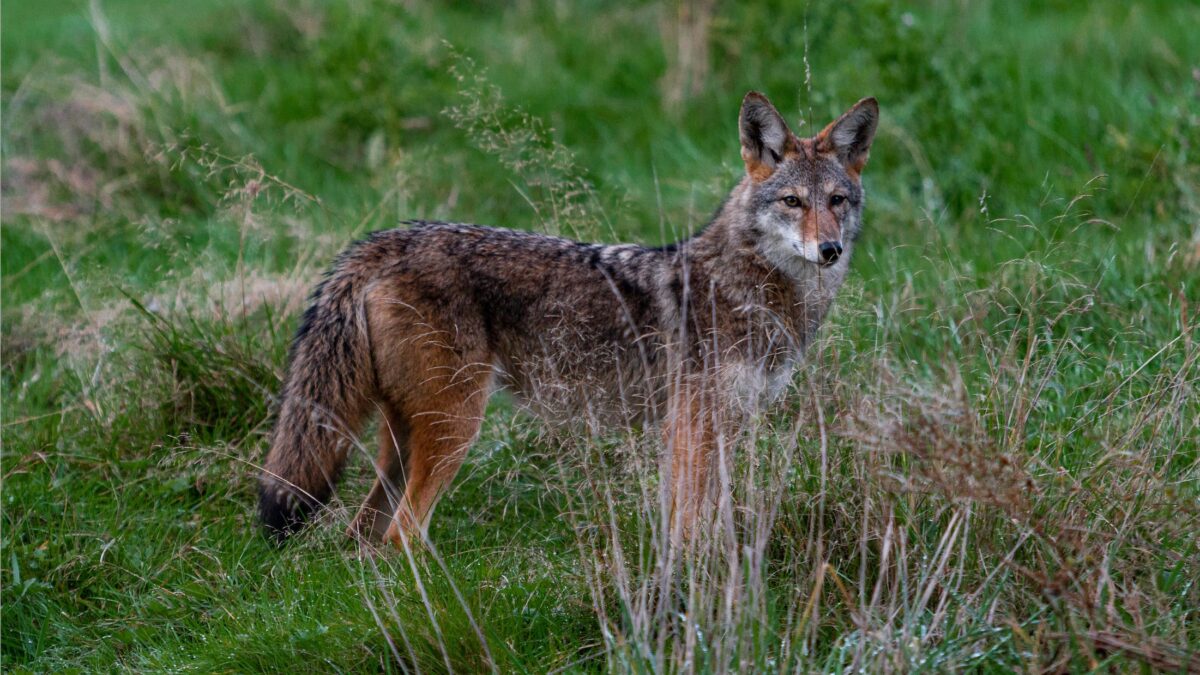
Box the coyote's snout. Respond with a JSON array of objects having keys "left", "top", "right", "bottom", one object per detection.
[{"left": 259, "top": 92, "right": 878, "bottom": 547}]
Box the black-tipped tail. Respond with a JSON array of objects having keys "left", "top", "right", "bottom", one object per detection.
[
  {"left": 257, "top": 243, "right": 377, "bottom": 544},
  {"left": 258, "top": 482, "right": 322, "bottom": 545}
]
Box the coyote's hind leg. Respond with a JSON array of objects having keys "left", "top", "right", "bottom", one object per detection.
[
  {"left": 382, "top": 369, "right": 491, "bottom": 548},
  {"left": 347, "top": 404, "right": 409, "bottom": 543}
]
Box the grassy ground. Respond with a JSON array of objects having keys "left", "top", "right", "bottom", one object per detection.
[{"left": 3, "top": 0, "right": 1198, "bottom": 671}]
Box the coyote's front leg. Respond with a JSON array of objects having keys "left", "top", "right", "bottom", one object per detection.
[{"left": 665, "top": 379, "right": 720, "bottom": 545}]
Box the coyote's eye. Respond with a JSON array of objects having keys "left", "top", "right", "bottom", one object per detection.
[
  {"left": 829, "top": 194, "right": 847, "bottom": 206},
  {"left": 782, "top": 195, "right": 801, "bottom": 208}
]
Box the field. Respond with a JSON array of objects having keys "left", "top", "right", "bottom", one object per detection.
[{"left": 3, "top": 0, "right": 1198, "bottom": 671}]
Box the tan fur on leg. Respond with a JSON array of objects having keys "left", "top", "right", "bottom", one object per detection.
[
  {"left": 667, "top": 379, "right": 718, "bottom": 545},
  {"left": 347, "top": 406, "right": 409, "bottom": 543},
  {"left": 383, "top": 378, "right": 489, "bottom": 547}
]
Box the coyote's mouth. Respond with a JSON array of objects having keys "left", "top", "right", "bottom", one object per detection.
[
  {"left": 791, "top": 242, "right": 832, "bottom": 267},
  {"left": 790, "top": 242, "right": 841, "bottom": 267}
]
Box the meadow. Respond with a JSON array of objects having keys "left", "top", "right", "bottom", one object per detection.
[{"left": 2, "top": 0, "right": 1198, "bottom": 671}]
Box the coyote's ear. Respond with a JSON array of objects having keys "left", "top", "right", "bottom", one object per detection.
[
  {"left": 816, "top": 97, "right": 878, "bottom": 175},
  {"left": 739, "top": 92, "right": 794, "bottom": 181}
]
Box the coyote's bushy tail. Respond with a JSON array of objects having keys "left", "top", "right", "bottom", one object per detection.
[{"left": 259, "top": 248, "right": 378, "bottom": 542}]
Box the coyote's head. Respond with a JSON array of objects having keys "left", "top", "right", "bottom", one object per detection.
[{"left": 736, "top": 92, "right": 878, "bottom": 270}]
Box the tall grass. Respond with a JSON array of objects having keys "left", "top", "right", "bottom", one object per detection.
[
  {"left": 3, "top": 0, "right": 1197, "bottom": 671},
  {"left": 536, "top": 212, "right": 1198, "bottom": 671}
]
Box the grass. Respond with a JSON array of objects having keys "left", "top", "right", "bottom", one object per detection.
[{"left": 3, "top": 0, "right": 1198, "bottom": 671}]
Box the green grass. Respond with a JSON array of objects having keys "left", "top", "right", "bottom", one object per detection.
[{"left": 3, "top": 0, "right": 1198, "bottom": 671}]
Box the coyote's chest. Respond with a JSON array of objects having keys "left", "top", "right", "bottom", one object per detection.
[{"left": 723, "top": 355, "right": 799, "bottom": 413}]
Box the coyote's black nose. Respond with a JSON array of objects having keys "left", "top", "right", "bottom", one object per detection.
[{"left": 819, "top": 241, "right": 843, "bottom": 264}]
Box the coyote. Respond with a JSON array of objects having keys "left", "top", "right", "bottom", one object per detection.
[{"left": 259, "top": 92, "right": 878, "bottom": 547}]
